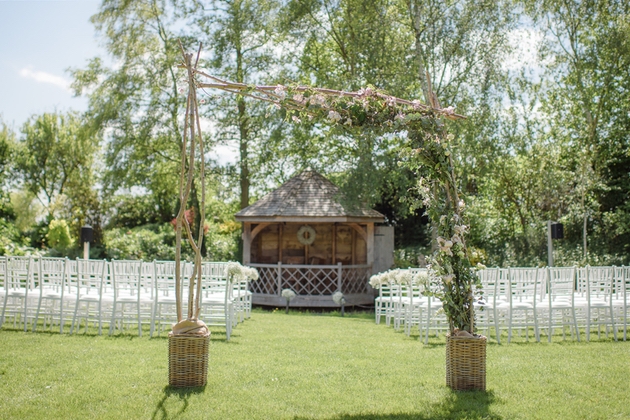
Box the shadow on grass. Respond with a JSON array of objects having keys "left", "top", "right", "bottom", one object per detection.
[
  {"left": 294, "top": 390, "right": 500, "bottom": 420},
  {"left": 151, "top": 385, "right": 205, "bottom": 420}
]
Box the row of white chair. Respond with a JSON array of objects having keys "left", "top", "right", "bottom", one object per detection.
[
  {"left": 0, "top": 256, "right": 254, "bottom": 340},
  {"left": 374, "top": 266, "right": 630, "bottom": 343}
]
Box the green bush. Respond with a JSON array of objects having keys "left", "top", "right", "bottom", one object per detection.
[
  {"left": 46, "top": 219, "right": 73, "bottom": 250},
  {"left": 104, "top": 224, "right": 177, "bottom": 261}
]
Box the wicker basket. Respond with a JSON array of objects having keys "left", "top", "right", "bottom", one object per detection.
[
  {"left": 445, "top": 333, "right": 486, "bottom": 391},
  {"left": 168, "top": 331, "right": 210, "bottom": 387}
]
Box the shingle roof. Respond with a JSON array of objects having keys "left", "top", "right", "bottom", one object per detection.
[{"left": 235, "top": 170, "right": 384, "bottom": 222}]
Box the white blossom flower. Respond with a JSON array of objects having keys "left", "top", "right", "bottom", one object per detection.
[
  {"left": 243, "top": 267, "right": 259, "bottom": 281},
  {"left": 293, "top": 93, "right": 304, "bottom": 103},
  {"left": 451, "top": 234, "right": 463, "bottom": 245},
  {"left": 443, "top": 106, "right": 455, "bottom": 115},
  {"left": 328, "top": 110, "right": 342, "bottom": 122},
  {"left": 387, "top": 96, "right": 397, "bottom": 107},
  {"left": 332, "top": 291, "right": 345, "bottom": 305},
  {"left": 292, "top": 115, "right": 301, "bottom": 123},
  {"left": 311, "top": 94, "right": 326, "bottom": 106},
  {"left": 443, "top": 274, "right": 455, "bottom": 286},
  {"left": 453, "top": 224, "right": 468, "bottom": 235},
  {"left": 411, "top": 99, "right": 422, "bottom": 110},
  {"left": 274, "top": 85, "right": 287, "bottom": 99},
  {"left": 396, "top": 270, "right": 414, "bottom": 285},
  {"left": 344, "top": 118, "right": 353, "bottom": 126},
  {"left": 414, "top": 270, "right": 429, "bottom": 282},
  {"left": 395, "top": 113, "right": 406, "bottom": 121},
  {"left": 369, "top": 273, "right": 383, "bottom": 289},
  {"left": 458, "top": 199, "right": 465, "bottom": 210},
  {"left": 226, "top": 262, "right": 244, "bottom": 281},
  {"left": 281, "top": 289, "right": 296, "bottom": 300},
  {"left": 437, "top": 237, "right": 454, "bottom": 256}
]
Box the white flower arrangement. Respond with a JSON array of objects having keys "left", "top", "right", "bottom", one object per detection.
[
  {"left": 281, "top": 289, "right": 296, "bottom": 300},
  {"left": 369, "top": 273, "right": 383, "bottom": 289},
  {"left": 395, "top": 269, "right": 414, "bottom": 285},
  {"left": 226, "top": 261, "right": 244, "bottom": 281},
  {"left": 414, "top": 269, "right": 429, "bottom": 283},
  {"left": 242, "top": 266, "right": 259, "bottom": 281},
  {"left": 380, "top": 269, "right": 396, "bottom": 285},
  {"left": 332, "top": 291, "right": 345, "bottom": 305}
]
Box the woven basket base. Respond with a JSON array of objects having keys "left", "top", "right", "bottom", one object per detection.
[
  {"left": 446, "top": 333, "right": 486, "bottom": 391},
  {"left": 168, "top": 331, "right": 210, "bottom": 387}
]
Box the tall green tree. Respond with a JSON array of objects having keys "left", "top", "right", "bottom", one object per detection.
[
  {"left": 528, "top": 0, "right": 630, "bottom": 259},
  {"left": 71, "top": 0, "right": 192, "bottom": 223},
  {"left": 15, "top": 111, "right": 99, "bottom": 225},
  {"left": 186, "top": 0, "right": 283, "bottom": 210}
]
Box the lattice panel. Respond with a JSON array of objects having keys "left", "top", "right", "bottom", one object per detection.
[
  {"left": 342, "top": 267, "right": 370, "bottom": 294},
  {"left": 280, "top": 267, "right": 338, "bottom": 296},
  {"left": 249, "top": 267, "right": 278, "bottom": 295}
]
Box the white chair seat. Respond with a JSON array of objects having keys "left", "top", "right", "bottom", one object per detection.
[{"left": 512, "top": 301, "right": 534, "bottom": 310}]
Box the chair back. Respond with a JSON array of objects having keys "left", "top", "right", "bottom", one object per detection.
[
  {"left": 507, "top": 267, "right": 540, "bottom": 305},
  {"left": 74, "top": 259, "right": 107, "bottom": 299},
  {"left": 5, "top": 256, "right": 35, "bottom": 293},
  {"left": 586, "top": 266, "right": 614, "bottom": 303},
  {"left": 547, "top": 266, "right": 576, "bottom": 304},
  {"left": 38, "top": 257, "right": 68, "bottom": 296},
  {"left": 111, "top": 260, "right": 143, "bottom": 300}
]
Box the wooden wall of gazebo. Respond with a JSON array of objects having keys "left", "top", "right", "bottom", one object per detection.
[
  {"left": 242, "top": 221, "right": 375, "bottom": 307},
  {"left": 244, "top": 222, "right": 372, "bottom": 266}
]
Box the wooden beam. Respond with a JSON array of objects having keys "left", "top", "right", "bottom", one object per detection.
[
  {"left": 346, "top": 223, "right": 368, "bottom": 242},
  {"left": 242, "top": 223, "right": 252, "bottom": 264},
  {"left": 278, "top": 223, "right": 283, "bottom": 263},
  {"left": 367, "top": 223, "right": 375, "bottom": 267},
  {"left": 332, "top": 223, "right": 337, "bottom": 265},
  {"left": 351, "top": 228, "right": 356, "bottom": 265},
  {"left": 250, "top": 222, "right": 271, "bottom": 242}
]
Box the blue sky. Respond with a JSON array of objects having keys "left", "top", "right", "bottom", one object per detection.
[{"left": 0, "top": 0, "right": 104, "bottom": 130}]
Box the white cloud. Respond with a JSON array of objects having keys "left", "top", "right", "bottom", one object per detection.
[{"left": 19, "top": 67, "right": 70, "bottom": 91}]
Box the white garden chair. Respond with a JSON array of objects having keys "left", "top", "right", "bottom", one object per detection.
[
  {"left": 474, "top": 268, "right": 501, "bottom": 343},
  {"left": 150, "top": 260, "right": 180, "bottom": 337},
  {"left": 199, "top": 263, "right": 234, "bottom": 340},
  {"left": 506, "top": 267, "right": 541, "bottom": 343},
  {"left": 32, "top": 257, "right": 70, "bottom": 333},
  {"left": 1, "top": 256, "right": 36, "bottom": 331},
  {"left": 403, "top": 275, "right": 427, "bottom": 337},
  {"left": 576, "top": 266, "right": 617, "bottom": 341},
  {"left": 109, "top": 260, "right": 151, "bottom": 336},
  {"left": 543, "top": 266, "right": 580, "bottom": 342},
  {"left": 70, "top": 259, "right": 110, "bottom": 335},
  {"left": 420, "top": 274, "right": 445, "bottom": 344},
  {"left": 613, "top": 266, "right": 629, "bottom": 341}
]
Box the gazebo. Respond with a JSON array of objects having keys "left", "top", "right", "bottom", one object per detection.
[{"left": 236, "top": 170, "right": 393, "bottom": 307}]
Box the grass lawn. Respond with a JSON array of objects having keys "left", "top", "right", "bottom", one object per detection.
[{"left": 1, "top": 309, "right": 629, "bottom": 419}]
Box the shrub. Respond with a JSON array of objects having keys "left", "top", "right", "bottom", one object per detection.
[{"left": 46, "top": 219, "right": 73, "bottom": 250}]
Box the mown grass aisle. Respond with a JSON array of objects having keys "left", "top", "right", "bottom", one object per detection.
[{"left": 0, "top": 310, "right": 629, "bottom": 419}]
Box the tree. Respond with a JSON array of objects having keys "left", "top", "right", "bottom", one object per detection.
[
  {"left": 528, "top": 0, "right": 630, "bottom": 260},
  {"left": 0, "top": 119, "right": 15, "bottom": 217},
  {"left": 71, "top": 0, "right": 192, "bottom": 223},
  {"left": 276, "top": 0, "right": 515, "bottom": 250},
  {"left": 15, "top": 111, "right": 99, "bottom": 229}
]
